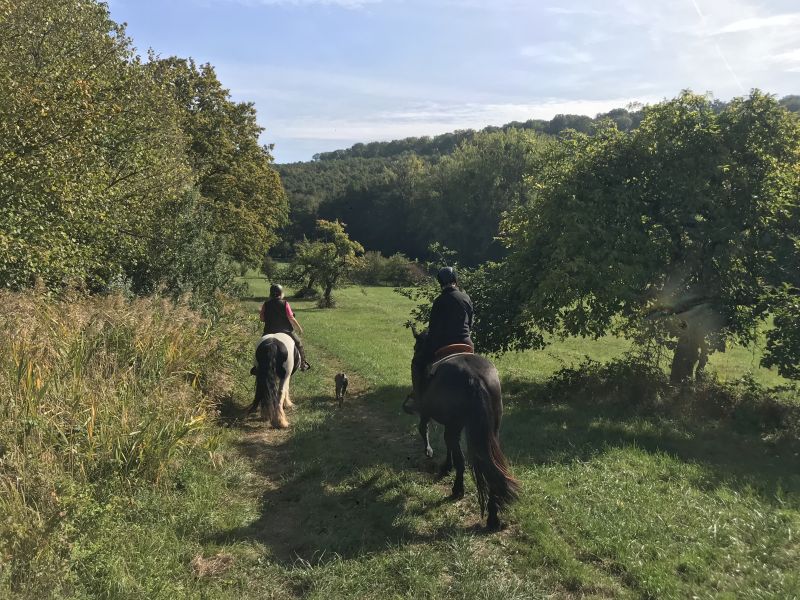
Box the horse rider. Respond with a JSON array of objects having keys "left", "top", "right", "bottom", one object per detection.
[
  {"left": 259, "top": 284, "right": 311, "bottom": 371},
  {"left": 426, "top": 266, "right": 474, "bottom": 363},
  {"left": 403, "top": 266, "right": 474, "bottom": 414}
]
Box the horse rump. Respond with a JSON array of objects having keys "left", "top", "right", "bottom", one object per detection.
[{"left": 254, "top": 339, "right": 288, "bottom": 428}]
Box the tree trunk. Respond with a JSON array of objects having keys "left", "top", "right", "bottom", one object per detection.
[
  {"left": 670, "top": 328, "right": 701, "bottom": 384},
  {"left": 321, "top": 283, "right": 334, "bottom": 308}
]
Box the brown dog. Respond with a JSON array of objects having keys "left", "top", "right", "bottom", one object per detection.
[{"left": 334, "top": 373, "right": 348, "bottom": 407}]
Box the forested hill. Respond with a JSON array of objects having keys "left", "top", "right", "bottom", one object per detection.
[
  {"left": 300, "top": 94, "right": 800, "bottom": 162},
  {"left": 275, "top": 94, "right": 800, "bottom": 260},
  {"left": 308, "top": 109, "right": 641, "bottom": 162}
]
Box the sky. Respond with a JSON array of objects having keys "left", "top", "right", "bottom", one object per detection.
[{"left": 106, "top": 0, "right": 800, "bottom": 163}]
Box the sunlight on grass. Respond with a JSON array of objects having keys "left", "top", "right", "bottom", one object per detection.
[{"left": 219, "top": 281, "right": 800, "bottom": 598}]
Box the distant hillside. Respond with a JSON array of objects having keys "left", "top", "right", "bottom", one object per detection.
[
  {"left": 307, "top": 108, "right": 641, "bottom": 162},
  {"left": 274, "top": 94, "right": 800, "bottom": 258},
  {"left": 288, "top": 94, "right": 800, "bottom": 164}
]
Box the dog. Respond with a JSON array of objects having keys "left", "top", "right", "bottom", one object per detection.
[{"left": 334, "top": 373, "right": 348, "bottom": 407}]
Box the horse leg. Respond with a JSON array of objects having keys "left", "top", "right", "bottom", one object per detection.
[
  {"left": 272, "top": 407, "right": 289, "bottom": 429},
  {"left": 438, "top": 447, "right": 453, "bottom": 479},
  {"left": 445, "top": 426, "right": 465, "bottom": 500},
  {"left": 418, "top": 417, "right": 433, "bottom": 458},
  {"left": 280, "top": 377, "right": 294, "bottom": 409},
  {"left": 270, "top": 398, "right": 289, "bottom": 429},
  {"left": 248, "top": 393, "right": 260, "bottom": 414},
  {"left": 487, "top": 495, "right": 500, "bottom": 531}
]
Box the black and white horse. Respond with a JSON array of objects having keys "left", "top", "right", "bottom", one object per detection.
[{"left": 250, "top": 333, "right": 300, "bottom": 428}]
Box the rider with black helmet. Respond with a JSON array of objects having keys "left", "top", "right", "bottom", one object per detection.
[
  {"left": 259, "top": 283, "right": 311, "bottom": 371},
  {"left": 426, "top": 266, "right": 474, "bottom": 361}
]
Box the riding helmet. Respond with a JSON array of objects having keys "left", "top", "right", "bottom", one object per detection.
[
  {"left": 269, "top": 284, "right": 283, "bottom": 298},
  {"left": 436, "top": 266, "right": 457, "bottom": 286}
]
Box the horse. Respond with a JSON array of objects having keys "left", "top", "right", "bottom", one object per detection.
[
  {"left": 406, "top": 328, "right": 520, "bottom": 530},
  {"left": 249, "top": 333, "right": 300, "bottom": 428}
]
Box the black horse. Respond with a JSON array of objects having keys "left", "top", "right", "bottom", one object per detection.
[{"left": 406, "top": 328, "right": 519, "bottom": 530}]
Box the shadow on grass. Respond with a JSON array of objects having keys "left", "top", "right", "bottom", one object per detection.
[
  {"left": 500, "top": 376, "right": 800, "bottom": 509},
  {"left": 208, "top": 385, "right": 473, "bottom": 564},
  {"left": 210, "top": 372, "right": 800, "bottom": 565}
]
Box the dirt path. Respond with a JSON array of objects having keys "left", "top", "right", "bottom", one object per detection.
[{"left": 224, "top": 340, "right": 442, "bottom": 562}]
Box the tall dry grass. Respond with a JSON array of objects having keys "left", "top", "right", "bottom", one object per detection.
[{"left": 0, "top": 288, "right": 250, "bottom": 596}]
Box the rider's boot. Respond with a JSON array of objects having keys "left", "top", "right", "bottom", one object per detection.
[{"left": 298, "top": 347, "right": 311, "bottom": 371}]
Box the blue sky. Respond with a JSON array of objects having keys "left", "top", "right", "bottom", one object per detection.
[{"left": 107, "top": 0, "right": 800, "bottom": 163}]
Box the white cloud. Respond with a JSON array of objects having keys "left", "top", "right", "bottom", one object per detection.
[
  {"left": 713, "top": 13, "right": 800, "bottom": 34},
  {"left": 604, "top": 0, "right": 800, "bottom": 95},
  {"left": 520, "top": 42, "right": 592, "bottom": 65},
  {"left": 771, "top": 48, "right": 800, "bottom": 70},
  {"left": 217, "top": 62, "right": 473, "bottom": 105},
  {"left": 271, "top": 97, "right": 656, "bottom": 142}
]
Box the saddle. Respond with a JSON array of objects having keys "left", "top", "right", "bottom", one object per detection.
[
  {"left": 429, "top": 343, "right": 475, "bottom": 376},
  {"left": 433, "top": 343, "right": 474, "bottom": 361}
]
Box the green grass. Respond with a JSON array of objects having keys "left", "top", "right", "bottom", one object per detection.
[
  {"left": 11, "top": 281, "right": 795, "bottom": 598},
  {"left": 240, "top": 275, "right": 790, "bottom": 387},
  {"left": 212, "top": 282, "right": 799, "bottom": 599}
]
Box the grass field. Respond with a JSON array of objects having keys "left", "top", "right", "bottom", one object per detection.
[{"left": 205, "top": 279, "right": 799, "bottom": 599}]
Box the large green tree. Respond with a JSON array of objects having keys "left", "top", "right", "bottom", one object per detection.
[
  {"left": 416, "top": 129, "right": 549, "bottom": 264},
  {"left": 500, "top": 91, "right": 800, "bottom": 381},
  {"left": 149, "top": 58, "right": 287, "bottom": 267},
  {"left": 291, "top": 220, "right": 364, "bottom": 308},
  {"left": 319, "top": 155, "right": 426, "bottom": 258},
  {"left": 0, "top": 0, "right": 190, "bottom": 289}
]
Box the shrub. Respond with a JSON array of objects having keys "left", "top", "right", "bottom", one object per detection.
[
  {"left": 352, "top": 251, "right": 422, "bottom": 287},
  {"left": 0, "top": 289, "right": 250, "bottom": 596},
  {"left": 260, "top": 255, "right": 278, "bottom": 280},
  {"left": 539, "top": 355, "right": 800, "bottom": 439}
]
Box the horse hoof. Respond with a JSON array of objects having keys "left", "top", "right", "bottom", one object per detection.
[
  {"left": 425, "top": 448, "right": 434, "bottom": 458},
  {"left": 450, "top": 488, "right": 464, "bottom": 501},
  {"left": 486, "top": 518, "right": 503, "bottom": 532}
]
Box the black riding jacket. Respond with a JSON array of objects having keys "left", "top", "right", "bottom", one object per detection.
[
  {"left": 262, "top": 298, "right": 293, "bottom": 335},
  {"left": 427, "top": 286, "right": 474, "bottom": 354}
]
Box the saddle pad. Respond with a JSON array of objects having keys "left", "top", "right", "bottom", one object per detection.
[{"left": 429, "top": 352, "right": 473, "bottom": 376}]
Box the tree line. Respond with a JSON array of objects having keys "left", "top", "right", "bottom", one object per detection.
[
  {"left": 277, "top": 95, "right": 800, "bottom": 264},
  {"left": 309, "top": 96, "right": 800, "bottom": 162},
  {"left": 286, "top": 92, "right": 800, "bottom": 382},
  {"left": 0, "top": 0, "right": 287, "bottom": 298},
  {"left": 2, "top": 1, "right": 797, "bottom": 382}
]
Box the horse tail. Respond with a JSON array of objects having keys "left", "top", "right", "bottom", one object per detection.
[
  {"left": 255, "top": 340, "right": 287, "bottom": 428},
  {"left": 465, "top": 378, "right": 520, "bottom": 516}
]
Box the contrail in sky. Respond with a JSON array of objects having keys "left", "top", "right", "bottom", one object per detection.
[{"left": 689, "top": 0, "right": 746, "bottom": 93}]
